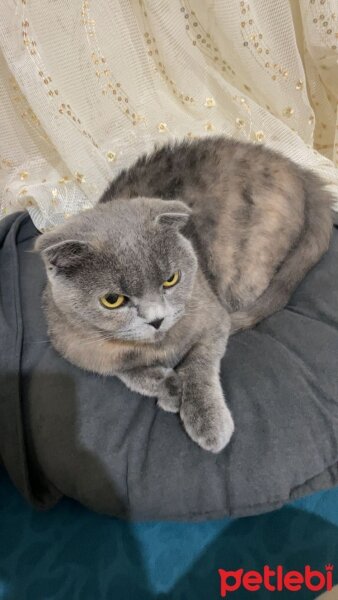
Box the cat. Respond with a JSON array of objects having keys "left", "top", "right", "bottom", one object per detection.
[{"left": 35, "top": 136, "right": 333, "bottom": 453}]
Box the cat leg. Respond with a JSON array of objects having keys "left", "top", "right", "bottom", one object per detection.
[
  {"left": 177, "top": 333, "right": 234, "bottom": 453},
  {"left": 119, "top": 366, "right": 182, "bottom": 413}
]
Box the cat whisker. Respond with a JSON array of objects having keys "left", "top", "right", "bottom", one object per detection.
[
  {"left": 76, "top": 334, "right": 116, "bottom": 346},
  {"left": 45, "top": 327, "right": 117, "bottom": 347}
]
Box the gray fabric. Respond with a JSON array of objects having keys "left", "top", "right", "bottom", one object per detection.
[
  {"left": 0, "top": 213, "right": 60, "bottom": 508},
  {"left": 1, "top": 212, "right": 338, "bottom": 519}
]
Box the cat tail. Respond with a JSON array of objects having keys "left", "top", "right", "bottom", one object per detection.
[{"left": 230, "top": 181, "right": 334, "bottom": 334}]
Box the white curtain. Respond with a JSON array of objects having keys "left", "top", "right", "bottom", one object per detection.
[{"left": 0, "top": 0, "right": 337, "bottom": 232}]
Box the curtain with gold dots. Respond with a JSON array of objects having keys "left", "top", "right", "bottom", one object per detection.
[{"left": 0, "top": 0, "right": 337, "bottom": 231}]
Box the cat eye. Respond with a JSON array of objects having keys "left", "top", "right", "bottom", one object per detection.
[
  {"left": 100, "top": 293, "right": 127, "bottom": 309},
  {"left": 163, "top": 271, "right": 180, "bottom": 288}
]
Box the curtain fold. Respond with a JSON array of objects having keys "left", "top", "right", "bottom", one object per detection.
[{"left": 0, "top": 0, "right": 337, "bottom": 232}]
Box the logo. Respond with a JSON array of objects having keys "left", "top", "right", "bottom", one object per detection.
[{"left": 218, "top": 565, "right": 334, "bottom": 596}]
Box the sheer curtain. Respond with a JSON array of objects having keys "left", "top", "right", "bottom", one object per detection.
[{"left": 0, "top": 0, "right": 337, "bottom": 232}]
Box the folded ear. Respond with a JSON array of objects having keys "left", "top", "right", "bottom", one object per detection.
[
  {"left": 37, "top": 239, "right": 93, "bottom": 273},
  {"left": 155, "top": 200, "right": 192, "bottom": 230}
]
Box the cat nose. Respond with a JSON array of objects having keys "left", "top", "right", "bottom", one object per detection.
[{"left": 149, "top": 318, "right": 164, "bottom": 330}]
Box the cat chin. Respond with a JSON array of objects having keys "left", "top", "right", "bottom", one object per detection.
[
  {"left": 151, "top": 330, "right": 168, "bottom": 343},
  {"left": 110, "top": 330, "right": 157, "bottom": 343},
  {"left": 114, "top": 329, "right": 168, "bottom": 344}
]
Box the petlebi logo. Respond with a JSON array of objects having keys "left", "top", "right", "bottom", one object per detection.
[{"left": 218, "top": 564, "right": 334, "bottom": 596}]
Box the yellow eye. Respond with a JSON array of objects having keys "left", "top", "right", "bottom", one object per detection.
[
  {"left": 163, "top": 271, "right": 180, "bottom": 288},
  {"left": 100, "top": 293, "right": 127, "bottom": 309}
]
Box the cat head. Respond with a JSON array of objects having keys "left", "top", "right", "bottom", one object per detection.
[{"left": 35, "top": 197, "right": 198, "bottom": 342}]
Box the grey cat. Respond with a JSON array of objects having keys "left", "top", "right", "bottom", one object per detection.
[{"left": 35, "top": 136, "right": 333, "bottom": 453}]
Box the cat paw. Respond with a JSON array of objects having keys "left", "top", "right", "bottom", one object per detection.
[
  {"left": 180, "top": 395, "right": 234, "bottom": 453},
  {"left": 157, "top": 371, "right": 182, "bottom": 413}
]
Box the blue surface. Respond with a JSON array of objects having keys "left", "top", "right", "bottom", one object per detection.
[{"left": 1, "top": 469, "right": 337, "bottom": 599}]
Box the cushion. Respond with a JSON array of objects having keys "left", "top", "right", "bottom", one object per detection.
[
  {"left": 1, "top": 470, "right": 338, "bottom": 599},
  {"left": 1, "top": 212, "right": 338, "bottom": 520}
]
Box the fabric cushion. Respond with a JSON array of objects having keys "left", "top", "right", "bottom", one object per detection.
[
  {"left": 1, "top": 469, "right": 338, "bottom": 598},
  {"left": 1, "top": 212, "right": 338, "bottom": 519}
]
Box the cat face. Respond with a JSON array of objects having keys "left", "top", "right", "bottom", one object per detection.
[{"left": 36, "top": 198, "right": 198, "bottom": 342}]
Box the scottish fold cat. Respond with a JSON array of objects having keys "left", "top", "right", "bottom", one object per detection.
[{"left": 36, "top": 137, "right": 333, "bottom": 452}]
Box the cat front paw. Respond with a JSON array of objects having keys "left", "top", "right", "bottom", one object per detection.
[
  {"left": 180, "top": 391, "right": 234, "bottom": 453},
  {"left": 157, "top": 371, "right": 182, "bottom": 414}
]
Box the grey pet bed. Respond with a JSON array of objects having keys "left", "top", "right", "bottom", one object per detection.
[{"left": 1, "top": 212, "right": 338, "bottom": 519}]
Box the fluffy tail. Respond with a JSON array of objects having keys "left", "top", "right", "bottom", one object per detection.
[{"left": 230, "top": 179, "right": 334, "bottom": 334}]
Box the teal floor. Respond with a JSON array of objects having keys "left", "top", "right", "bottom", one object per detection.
[{"left": 1, "top": 469, "right": 337, "bottom": 599}]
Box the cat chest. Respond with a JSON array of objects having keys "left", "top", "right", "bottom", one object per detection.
[{"left": 103, "top": 340, "right": 180, "bottom": 371}]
